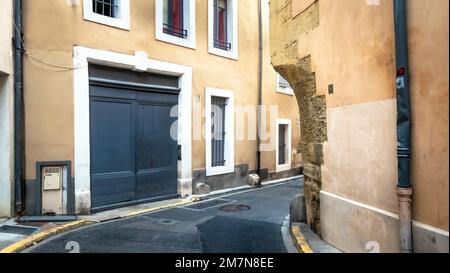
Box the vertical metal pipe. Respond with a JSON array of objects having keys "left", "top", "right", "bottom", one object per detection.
[
  {"left": 257, "top": 0, "right": 263, "bottom": 176},
  {"left": 13, "top": 0, "right": 24, "bottom": 214},
  {"left": 394, "top": 0, "right": 413, "bottom": 253}
]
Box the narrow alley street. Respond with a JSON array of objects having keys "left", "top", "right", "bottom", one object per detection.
[{"left": 24, "top": 179, "right": 302, "bottom": 253}]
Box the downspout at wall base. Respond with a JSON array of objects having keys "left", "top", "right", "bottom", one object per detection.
[
  {"left": 13, "top": 0, "right": 24, "bottom": 214},
  {"left": 397, "top": 187, "right": 413, "bottom": 252},
  {"left": 394, "top": 0, "right": 413, "bottom": 253}
]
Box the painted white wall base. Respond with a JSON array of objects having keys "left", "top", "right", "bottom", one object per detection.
[{"left": 320, "top": 190, "right": 449, "bottom": 253}]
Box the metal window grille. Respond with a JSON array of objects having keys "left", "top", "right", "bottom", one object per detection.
[
  {"left": 92, "top": 0, "right": 120, "bottom": 18},
  {"left": 278, "top": 125, "right": 287, "bottom": 165},
  {"left": 214, "top": 39, "right": 232, "bottom": 51},
  {"left": 163, "top": 0, "right": 188, "bottom": 38},
  {"left": 163, "top": 23, "right": 188, "bottom": 38},
  {"left": 213, "top": 0, "right": 231, "bottom": 51},
  {"left": 211, "top": 96, "right": 227, "bottom": 167},
  {"left": 278, "top": 74, "right": 291, "bottom": 89}
]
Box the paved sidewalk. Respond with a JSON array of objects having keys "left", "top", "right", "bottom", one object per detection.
[
  {"left": 78, "top": 198, "right": 193, "bottom": 223},
  {"left": 0, "top": 219, "right": 33, "bottom": 250},
  {"left": 291, "top": 222, "right": 342, "bottom": 253},
  {"left": 0, "top": 230, "right": 26, "bottom": 250}
]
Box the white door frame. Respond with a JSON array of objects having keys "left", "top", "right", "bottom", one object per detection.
[
  {"left": 73, "top": 46, "right": 193, "bottom": 214},
  {"left": 276, "top": 119, "right": 292, "bottom": 173},
  {"left": 205, "top": 87, "right": 235, "bottom": 177}
]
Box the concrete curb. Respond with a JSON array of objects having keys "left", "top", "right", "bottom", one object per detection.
[
  {"left": 0, "top": 220, "right": 92, "bottom": 253},
  {"left": 123, "top": 200, "right": 193, "bottom": 219},
  {"left": 78, "top": 199, "right": 194, "bottom": 223},
  {"left": 290, "top": 222, "right": 342, "bottom": 253},
  {"left": 290, "top": 223, "right": 314, "bottom": 253},
  {"left": 281, "top": 215, "right": 299, "bottom": 253}
]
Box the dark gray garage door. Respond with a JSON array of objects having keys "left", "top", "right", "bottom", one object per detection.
[{"left": 88, "top": 65, "right": 180, "bottom": 212}]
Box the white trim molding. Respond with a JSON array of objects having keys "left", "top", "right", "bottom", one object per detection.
[
  {"left": 321, "top": 190, "right": 450, "bottom": 238},
  {"left": 83, "top": 0, "right": 130, "bottom": 30},
  {"left": 208, "top": 0, "right": 239, "bottom": 60},
  {"left": 0, "top": 75, "right": 14, "bottom": 217},
  {"left": 276, "top": 73, "right": 294, "bottom": 96},
  {"left": 321, "top": 190, "right": 399, "bottom": 219},
  {"left": 205, "top": 87, "right": 235, "bottom": 177},
  {"left": 276, "top": 119, "right": 292, "bottom": 173},
  {"left": 73, "top": 46, "right": 193, "bottom": 214},
  {"left": 155, "top": 0, "right": 196, "bottom": 49}
]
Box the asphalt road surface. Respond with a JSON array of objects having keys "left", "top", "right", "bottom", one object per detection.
[{"left": 26, "top": 178, "right": 303, "bottom": 253}]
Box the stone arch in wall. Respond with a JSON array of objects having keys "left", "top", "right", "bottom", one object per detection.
[
  {"left": 274, "top": 57, "right": 327, "bottom": 234},
  {"left": 270, "top": 0, "right": 326, "bottom": 234}
]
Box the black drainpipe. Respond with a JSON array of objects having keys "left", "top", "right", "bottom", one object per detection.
[
  {"left": 13, "top": 0, "right": 24, "bottom": 214},
  {"left": 257, "top": 0, "right": 263, "bottom": 177},
  {"left": 394, "top": 0, "right": 413, "bottom": 253}
]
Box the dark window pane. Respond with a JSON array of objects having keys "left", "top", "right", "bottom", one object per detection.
[
  {"left": 163, "top": 0, "right": 188, "bottom": 38},
  {"left": 213, "top": 0, "right": 231, "bottom": 51},
  {"left": 92, "top": 0, "right": 119, "bottom": 18},
  {"left": 211, "top": 96, "right": 227, "bottom": 167},
  {"left": 278, "top": 125, "right": 287, "bottom": 165}
]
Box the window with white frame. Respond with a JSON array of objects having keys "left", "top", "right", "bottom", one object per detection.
[
  {"left": 276, "top": 119, "right": 292, "bottom": 173},
  {"left": 276, "top": 73, "right": 294, "bottom": 95},
  {"left": 208, "top": 0, "right": 238, "bottom": 60},
  {"left": 83, "top": 0, "right": 130, "bottom": 30},
  {"left": 156, "top": 0, "right": 196, "bottom": 49},
  {"left": 205, "top": 88, "right": 235, "bottom": 176}
]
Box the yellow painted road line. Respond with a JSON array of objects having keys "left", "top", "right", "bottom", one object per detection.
[
  {"left": 0, "top": 220, "right": 91, "bottom": 253},
  {"left": 291, "top": 225, "right": 314, "bottom": 253}
]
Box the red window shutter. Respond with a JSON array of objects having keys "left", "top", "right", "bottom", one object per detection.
[
  {"left": 172, "top": 0, "right": 182, "bottom": 29},
  {"left": 218, "top": 9, "right": 225, "bottom": 43}
]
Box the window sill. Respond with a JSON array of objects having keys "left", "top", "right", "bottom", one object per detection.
[
  {"left": 208, "top": 46, "right": 238, "bottom": 61},
  {"left": 276, "top": 163, "right": 292, "bottom": 173},
  {"left": 84, "top": 6, "right": 131, "bottom": 30},
  {"left": 83, "top": 16, "right": 130, "bottom": 30},
  {"left": 206, "top": 165, "right": 235, "bottom": 177},
  {"left": 276, "top": 87, "right": 295, "bottom": 96},
  {"left": 156, "top": 32, "right": 196, "bottom": 50}
]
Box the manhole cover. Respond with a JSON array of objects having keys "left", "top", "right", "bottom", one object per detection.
[
  {"left": 219, "top": 204, "right": 251, "bottom": 212},
  {"left": 156, "top": 219, "right": 179, "bottom": 226}
]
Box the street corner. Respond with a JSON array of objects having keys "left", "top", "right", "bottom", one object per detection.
[{"left": 0, "top": 220, "right": 92, "bottom": 253}]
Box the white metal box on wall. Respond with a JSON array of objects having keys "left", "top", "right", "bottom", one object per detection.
[{"left": 41, "top": 166, "right": 65, "bottom": 215}]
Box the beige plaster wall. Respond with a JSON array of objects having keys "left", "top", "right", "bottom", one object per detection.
[
  {"left": 0, "top": 0, "right": 13, "bottom": 74},
  {"left": 407, "top": 0, "right": 449, "bottom": 231},
  {"left": 22, "top": 0, "right": 300, "bottom": 181},
  {"left": 287, "top": 0, "right": 448, "bottom": 231},
  {"left": 270, "top": 0, "right": 448, "bottom": 250}
]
